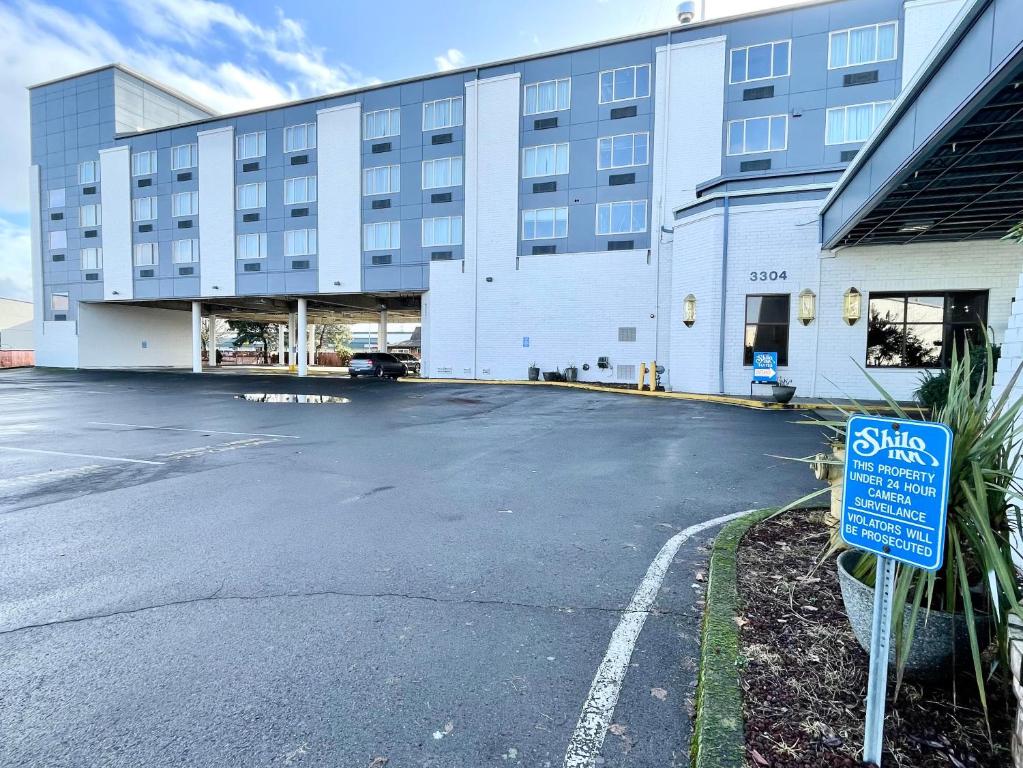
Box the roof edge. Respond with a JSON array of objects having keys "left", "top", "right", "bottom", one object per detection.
[
  {"left": 68, "top": 0, "right": 848, "bottom": 139},
  {"left": 29, "top": 63, "right": 217, "bottom": 117}
]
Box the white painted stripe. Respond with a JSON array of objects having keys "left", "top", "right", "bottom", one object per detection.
[
  {"left": 562, "top": 508, "right": 756, "bottom": 768},
  {"left": 0, "top": 446, "right": 165, "bottom": 466},
  {"left": 88, "top": 422, "right": 300, "bottom": 439}
]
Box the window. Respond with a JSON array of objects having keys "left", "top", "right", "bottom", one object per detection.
[
  {"left": 422, "top": 157, "right": 463, "bottom": 189},
  {"left": 596, "top": 200, "right": 647, "bottom": 235},
  {"left": 597, "top": 133, "right": 649, "bottom": 169},
  {"left": 618, "top": 327, "right": 637, "bottom": 342},
  {"left": 236, "top": 232, "right": 267, "bottom": 260},
  {"left": 744, "top": 294, "right": 790, "bottom": 366},
  {"left": 284, "top": 123, "right": 316, "bottom": 152},
  {"left": 423, "top": 96, "right": 463, "bottom": 131},
  {"left": 78, "top": 160, "right": 98, "bottom": 185},
  {"left": 825, "top": 101, "right": 893, "bottom": 144},
  {"left": 133, "top": 242, "right": 158, "bottom": 266},
  {"left": 80, "top": 204, "right": 101, "bottom": 227},
  {"left": 364, "top": 221, "right": 400, "bottom": 251},
  {"left": 236, "top": 182, "right": 266, "bottom": 209},
  {"left": 49, "top": 230, "right": 67, "bottom": 250},
  {"left": 51, "top": 292, "right": 69, "bottom": 312},
  {"left": 422, "top": 216, "right": 463, "bottom": 247},
  {"left": 524, "top": 78, "right": 571, "bottom": 115},
  {"left": 598, "top": 64, "right": 651, "bottom": 103},
  {"left": 829, "top": 21, "right": 898, "bottom": 69},
  {"left": 132, "top": 196, "right": 157, "bottom": 221},
  {"left": 364, "top": 165, "right": 401, "bottom": 195},
  {"left": 235, "top": 131, "right": 266, "bottom": 160},
  {"left": 172, "top": 191, "right": 199, "bottom": 217},
  {"left": 48, "top": 188, "right": 65, "bottom": 208},
  {"left": 727, "top": 115, "right": 788, "bottom": 155},
  {"left": 522, "top": 207, "right": 568, "bottom": 240},
  {"left": 171, "top": 144, "right": 197, "bottom": 170},
  {"left": 522, "top": 143, "right": 569, "bottom": 177},
  {"left": 866, "top": 292, "right": 988, "bottom": 368},
  {"left": 285, "top": 229, "right": 317, "bottom": 256},
  {"left": 729, "top": 40, "right": 791, "bottom": 83},
  {"left": 284, "top": 176, "right": 317, "bottom": 204},
  {"left": 131, "top": 150, "right": 157, "bottom": 176},
  {"left": 81, "top": 247, "right": 102, "bottom": 270},
  {"left": 172, "top": 239, "right": 199, "bottom": 264},
  {"left": 364, "top": 108, "right": 400, "bottom": 140}
]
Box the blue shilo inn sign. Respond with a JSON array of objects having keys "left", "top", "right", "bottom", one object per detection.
[
  {"left": 752, "top": 351, "right": 778, "bottom": 383},
  {"left": 841, "top": 414, "right": 953, "bottom": 766},
  {"left": 841, "top": 415, "right": 953, "bottom": 571}
]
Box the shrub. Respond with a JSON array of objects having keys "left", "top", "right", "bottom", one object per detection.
[{"left": 914, "top": 343, "right": 1000, "bottom": 413}]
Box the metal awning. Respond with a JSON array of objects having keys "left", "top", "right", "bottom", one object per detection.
[{"left": 820, "top": 0, "right": 1023, "bottom": 249}]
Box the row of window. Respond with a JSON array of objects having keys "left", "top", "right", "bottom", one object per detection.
[
  {"left": 729, "top": 21, "right": 898, "bottom": 85},
  {"left": 726, "top": 99, "right": 892, "bottom": 155},
  {"left": 742, "top": 290, "right": 987, "bottom": 370}
]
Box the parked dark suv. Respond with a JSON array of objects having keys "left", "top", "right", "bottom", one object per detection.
[{"left": 348, "top": 352, "right": 406, "bottom": 379}]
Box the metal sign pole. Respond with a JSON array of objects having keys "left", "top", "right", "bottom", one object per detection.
[{"left": 863, "top": 554, "right": 897, "bottom": 766}]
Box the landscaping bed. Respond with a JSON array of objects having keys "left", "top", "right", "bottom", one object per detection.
[{"left": 736, "top": 507, "right": 1013, "bottom": 767}]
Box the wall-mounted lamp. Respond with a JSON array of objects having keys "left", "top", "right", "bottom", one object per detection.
[
  {"left": 843, "top": 287, "right": 862, "bottom": 326},
  {"left": 798, "top": 288, "right": 816, "bottom": 326},
  {"left": 683, "top": 294, "right": 697, "bottom": 327}
]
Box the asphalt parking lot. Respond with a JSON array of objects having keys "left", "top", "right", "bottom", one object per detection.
[{"left": 0, "top": 368, "right": 826, "bottom": 768}]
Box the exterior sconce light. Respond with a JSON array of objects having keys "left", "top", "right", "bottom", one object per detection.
[
  {"left": 683, "top": 294, "right": 697, "bottom": 327},
  {"left": 843, "top": 287, "right": 862, "bottom": 326},
  {"left": 798, "top": 289, "right": 816, "bottom": 326}
]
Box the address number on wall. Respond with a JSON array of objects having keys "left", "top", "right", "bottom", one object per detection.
[{"left": 749, "top": 270, "right": 788, "bottom": 282}]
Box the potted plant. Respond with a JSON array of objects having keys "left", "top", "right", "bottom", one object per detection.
[
  {"left": 542, "top": 369, "right": 564, "bottom": 382},
  {"left": 564, "top": 363, "right": 578, "bottom": 382},
  {"left": 528, "top": 363, "right": 540, "bottom": 381},
  {"left": 771, "top": 377, "right": 797, "bottom": 404},
  {"left": 787, "top": 343, "right": 1023, "bottom": 710}
]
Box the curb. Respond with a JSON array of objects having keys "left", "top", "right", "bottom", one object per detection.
[{"left": 692, "top": 508, "right": 776, "bottom": 768}]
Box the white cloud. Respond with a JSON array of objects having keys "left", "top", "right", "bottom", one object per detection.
[
  {"left": 0, "top": 217, "right": 32, "bottom": 301},
  {"left": 0, "top": 0, "right": 373, "bottom": 305},
  {"left": 434, "top": 48, "right": 467, "bottom": 72}
]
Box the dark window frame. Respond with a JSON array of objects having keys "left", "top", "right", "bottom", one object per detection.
[
  {"left": 743, "top": 293, "right": 790, "bottom": 367},
  {"left": 865, "top": 290, "right": 989, "bottom": 369}
]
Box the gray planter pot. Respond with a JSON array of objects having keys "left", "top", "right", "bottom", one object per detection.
[
  {"left": 528, "top": 367, "right": 540, "bottom": 381},
  {"left": 564, "top": 366, "right": 578, "bottom": 382},
  {"left": 836, "top": 550, "right": 990, "bottom": 676},
  {"left": 772, "top": 384, "right": 797, "bottom": 403}
]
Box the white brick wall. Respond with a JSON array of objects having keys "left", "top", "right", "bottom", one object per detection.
[
  {"left": 816, "top": 240, "right": 1021, "bottom": 401},
  {"left": 197, "top": 126, "right": 236, "bottom": 298},
  {"left": 670, "top": 197, "right": 1023, "bottom": 401},
  {"left": 317, "top": 103, "right": 362, "bottom": 293},
  {"left": 98, "top": 146, "right": 133, "bottom": 301}
]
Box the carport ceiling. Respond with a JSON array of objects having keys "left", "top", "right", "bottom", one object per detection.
[
  {"left": 109, "top": 293, "right": 422, "bottom": 324},
  {"left": 838, "top": 68, "right": 1023, "bottom": 247}
]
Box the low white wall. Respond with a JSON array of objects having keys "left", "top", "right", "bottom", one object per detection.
[
  {"left": 77, "top": 303, "right": 192, "bottom": 368},
  {"left": 35, "top": 321, "right": 79, "bottom": 368}
]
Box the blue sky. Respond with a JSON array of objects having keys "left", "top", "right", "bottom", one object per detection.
[{"left": 0, "top": 0, "right": 786, "bottom": 301}]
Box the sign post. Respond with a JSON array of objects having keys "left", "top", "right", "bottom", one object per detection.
[{"left": 840, "top": 415, "right": 953, "bottom": 766}]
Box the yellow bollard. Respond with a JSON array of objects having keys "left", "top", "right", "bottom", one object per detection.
[
  {"left": 648, "top": 361, "right": 656, "bottom": 391},
  {"left": 637, "top": 362, "right": 647, "bottom": 391}
]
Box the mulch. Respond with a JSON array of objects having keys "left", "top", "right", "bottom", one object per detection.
[{"left": 736, "top": 507, "right": 1014, "bottom": 767}]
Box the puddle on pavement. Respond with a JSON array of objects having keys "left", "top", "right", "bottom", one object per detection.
[{"left": 236, "top": 393, "right": 351, "bottom": 404}]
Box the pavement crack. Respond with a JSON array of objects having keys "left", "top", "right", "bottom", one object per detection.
[{"left": 0, "top": 588, "right": 692, "bottom": 636}]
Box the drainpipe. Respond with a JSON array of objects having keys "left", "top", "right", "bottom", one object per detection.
[{"left": 717, "top": 196, "right": 730, "bottom": 394}]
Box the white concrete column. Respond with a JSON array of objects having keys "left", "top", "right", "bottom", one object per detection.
[
  {"left": 308, "top": 324, "right": 316, "bottom": 366},
  {"left": 297, "top": 298, "right": 308, "bottom": 377},
  {"left": 287, "top": 313, "right": 296, "bottom": 366},
  {"left": 277, "top": 323, "right": 286, "bottom": 366},
  {"left": 191, "top": 301, "right": 203, "bottom": 373},
  {"left": 378, "top": 308, "right": 388, "bottom": 352},
  {"left": 208, "top": 313, "right": 218, "bottom": 367}
]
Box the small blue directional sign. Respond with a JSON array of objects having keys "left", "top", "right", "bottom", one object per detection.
[
  {"left": 841, "top": 415, "right": 953, "bottom": 571},
  {"left": 522, "top": 336, "right": 530, "bottom": 348},
  {"left": 752, "top": 351, "right": 778, "bottom": 383}
]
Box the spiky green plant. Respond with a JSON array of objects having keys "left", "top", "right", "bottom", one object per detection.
[{"left": 783, "top": 342, "right": 1023, "bottom": 721}]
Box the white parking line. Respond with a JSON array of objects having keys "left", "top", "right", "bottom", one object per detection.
[
  {"left": 0, "top": 446, "right": 165, "bottom": 465},
  {"left": 88, "top": 422, "right": 300, "bottom": 439},
  {"left": 562, "top": 509, "right": 756, "bottom": 768}
]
